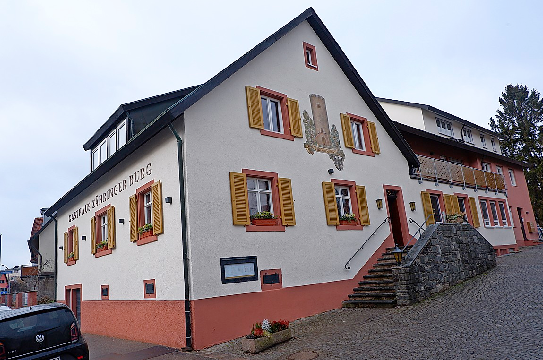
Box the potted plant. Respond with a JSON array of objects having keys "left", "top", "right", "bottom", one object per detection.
[
  {"left": 67, "top": 252, "right": 75, "bottom": 260},
  {"left": 241, "top": 319, "right": 292, "bottom": 353},
  {"left": 445, "top": 213, "right": 464, "bottom": 224},
  {"left": 138, "top": 223, "right": 153, "bottom": 238},
  {"left": 250, "top": 211, "right": 278, "bottom": 226},
  {"left": 339, "top": 213, "right": 358, "bottom": 225},
  {"left": 96, "top": 240, "right": 108, "bottom": 252}
]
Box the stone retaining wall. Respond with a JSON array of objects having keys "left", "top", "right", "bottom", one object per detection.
[{"left": 394, "top": 223, "right": 496, "bottom": 305}]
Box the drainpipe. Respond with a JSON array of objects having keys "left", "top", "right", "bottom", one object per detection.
[
  {"left": 51, "top": 212, "right": 58, "bottom": 301},
  {"left": 168, "top": 122, "right": 193, "bottom": 351}
]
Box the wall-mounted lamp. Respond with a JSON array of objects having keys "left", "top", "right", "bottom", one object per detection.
[
  {"left": 165, "top": 197, "right": 173, "bottom": 204},
  {"left": 328, "top": 169, "right": 334, "bottom": 175},
  {"left": 81, "top": 236, "right": 86, "bottom": 241},
  {"left": 409, "top": 202, "right": 416, "bottom": 211},
  {"left": 119, "top": 219, "right": 125, "bottom": 224},
  {"left": 376, "top": 198, "right": 383, "bottom": 210},
  {"left": 58, "top": 246, "right": 64, "bottom": 250}
]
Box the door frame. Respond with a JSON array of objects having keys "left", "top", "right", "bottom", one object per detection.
[{"left": 383, "top": 185, "right": 410, "bottom": 247}]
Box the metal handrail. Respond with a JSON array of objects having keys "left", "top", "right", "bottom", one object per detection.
[
  {"left": 344, "top": 217, "right": 390, "bottom": 270},
  {"left": 401, "top": 215, "right": 431, "bottom": 252}
]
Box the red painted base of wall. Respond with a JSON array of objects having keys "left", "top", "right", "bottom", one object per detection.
[
  {"left": 494, "top": 244, "right": 519, "bottom": 256},
  {"left": 80, "top": 300, "right": 185, "bottom": 349},
  {"left": 190, "top": 235, "right": 396, "bottom": 350}
]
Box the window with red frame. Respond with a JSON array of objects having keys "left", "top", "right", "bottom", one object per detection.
[
  {"left": 63, "top": 226, "right": 79, "bottom": 265},
  {"left": 129, "top": 180, "right": 164, "bottom": 245},
  {"left": 303, "top": 42, "right": 318, "bottom": 70},
  {"left": 143, "top": 279, "right": 156, "bottom": 299},
  {"left": 340, "top": 113, "right": 380, "bottom": 156},
  {"left": 245, "top": 86, "right": 303, "bottom": 141},
  {"left": 91, "top": 205, "right": 116, "bottom": 256},
  {"left": 229, "top": 169, "right": 296, "bottom": 232},
  {"left": 322, "top": 180, "right": 370, "bottom": 230}
]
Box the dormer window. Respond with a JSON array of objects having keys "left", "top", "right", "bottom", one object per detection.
[
  {"left": 462, "top": 127, "right": 473, "bottom": 143},
  {"left": 480, "top": 134, "right": 487, "bottom": 148},
  {"left": 91, "top": 119, "right": 128, "bottom": 171},
  {"left": 436, "top": 118, "right": 453, "bottom": 137},
  {"left": 491, "top": 138, "right": 497, "bottom": 152}
]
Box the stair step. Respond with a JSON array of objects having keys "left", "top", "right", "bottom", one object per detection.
[
  {"left": 342, "top": 299, "right": 397, "bottom": 308},
  {"left": 348, "top": 292, "right": 396, "bottom": 299},
  {"left": 359, "top": 278, "right": 394, "bottom": 285},
  {"left": 368, "top": 267, "right": 393, "bottom": 273},
  {"left": 353, "top": 286, "right": 395, "bottom": 292}
]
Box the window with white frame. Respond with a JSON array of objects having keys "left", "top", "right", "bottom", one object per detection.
[
  {"left": 499, "top": 202, "right": 509, "bottom": 226},
  {"left": 496, "top": 166, "right": 503, "bottom": 176},
  {"left": 99, "top": 140, "right": 107, "bottom": 164},
  {"left": 92, "top": 149, "right": 100, "bottom": 171},
  {"left": 480, "top": 134, "right": 487, "bottom": 148},
  {"left": 436, "top": 118, "right": 453, "bottom": 136},
  {"left": 117, "top": 120, "right": 127, "bottom": 148},
  {"left": 481, "top": 162, "right": 491, "bottom": 172},
  {"left": 489, "top": 201, "right": 499, "bottom": 226},
  {"left": 491, "top": 138, "right": 497, "bottom": 152},
  {"left": 261, "top": 96, "right": 283, "bottom": 133},
  {"left": 100, "top": 213, "right": 108, "bottom": 243},
  {"left": 143, "top": 191, "right": 153, "bottom": 225},
  {"left": 462, "top": 127, "right": 474, "bottom": 143},
  {"left": 247, "top": 177, "right": 273, "bottom": 216},
  {"left": 335, "top": 186, "right": 352, "bottom": 217},
  {"left": 480, "top": 200, "right": 490, "bottom": 226},
  {"left": 508, "top": 169, "right": 517, "bottom": 186},
  {"left": 108, "top": 131, "right": 116, "bottom": 158},
  {"left": 351, "top": 120, "right": 366, "bottom": 151},
  {"left": 91, "top": 119, "right": 128, "bottom": 171}
]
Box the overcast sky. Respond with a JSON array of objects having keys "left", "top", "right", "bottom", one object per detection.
[{"left": 1, "top": 0, "right": 541, "bottom": 268}]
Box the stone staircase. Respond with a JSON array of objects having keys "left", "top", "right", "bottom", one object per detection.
[{"left": 342, "top": 246, "right": 411, "bottom": 308}]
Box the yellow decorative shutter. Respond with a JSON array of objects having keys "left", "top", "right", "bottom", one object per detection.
[
  {"left": 64, "top": 232, "right": 68, "bottom": 264},
  {"left": 340, "top": 113, "right": 354, "bottom": 148},
  {"left": 278, "top": 178, "right": 296, "bottom": 226},
  {"left": 421, "top": 191, "right": 435, "bottom": 225},
  {"left": 368, "top": 121, "right": 381, "bottom": 154},
  {"left": 527, "top": 221, "right": 534, "bottom": 233},
  {"left": 73, "top": 227, "right": 79, "bottom": 261},
  {"left": 246, "top": 86, "right": 264, "bottom": 129},
  {"left": 443, "top": 194, "right": 454, "bottom": 215},
  {"left": 469, "top": 197, "right": 480, "bottom": 228},
  {"left": 288, "top": 98, "right": 303, "bottom": 138},
  {"left": 229, "top": 172, "right": 250, "bottom": 225},
  {"left": 356, "top": 185, "right": 370, "bottom": 226},
  {"left": 151, "top": 181, "right": 164, "bottom": 235},
  {"left": 107, "top": 206, "right": 116, "bottom": 249},
  {"left": 129, "top": 194, "right": 138, "bottom": 242},
  {"left": 90, "top": 216, "right": 96, "bottom": 255},
  {"left": 322, "top": 182, "right": 339, "bottom": 225},
  {"left": 452, "top": 196, "right": 461, "bottom": 215}
]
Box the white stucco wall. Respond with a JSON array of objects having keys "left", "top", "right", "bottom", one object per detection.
[
  {"left": 54, "top": 127, "right": 185, "bottom": 301},
  {"left": 38, "top": 222, "right": 56, "bottom": 273},
  {"left": 379, "top": 102, "right": 424, "bottom": 130}
]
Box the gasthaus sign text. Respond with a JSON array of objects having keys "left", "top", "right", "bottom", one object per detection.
[{"left": 68, "top": 163, "right": 152, "bottom": 222}]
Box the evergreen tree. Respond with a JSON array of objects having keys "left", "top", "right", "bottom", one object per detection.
[{"left": 490, "top": 84, "right": 543, "bottom": 223}]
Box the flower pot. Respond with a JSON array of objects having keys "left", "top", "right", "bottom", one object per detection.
[
  {"left": 139, "top": 230, "right": 153, "bottom": 239},
  {"left": 339, "top": 220, "right": 358, "bottom": 225},
  {"left": 242, "top": 328, "right": 293, "bottom": 353},
  {"left": 251, "top": 218, "right": 278, "bottom": 226}
]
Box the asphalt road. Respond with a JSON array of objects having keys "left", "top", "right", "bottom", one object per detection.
[{"left": 88, "top": 244, "right": 543, "bottom": 360}]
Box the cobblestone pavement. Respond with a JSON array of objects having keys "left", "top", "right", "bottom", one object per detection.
[{"left": 201, "top": 245, "right": 543, "bottom": 360}]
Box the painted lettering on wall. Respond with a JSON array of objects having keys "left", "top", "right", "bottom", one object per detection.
[{"left": 68, "top": 163, "right": 152, "bottom": 222}]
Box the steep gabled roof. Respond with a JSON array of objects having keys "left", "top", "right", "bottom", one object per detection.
[
  {"left": 45, "top": 8, "right": 418, "bottom": 217},
  {"left": 378, "top": 97, "right": 500, "bottom": 137}
]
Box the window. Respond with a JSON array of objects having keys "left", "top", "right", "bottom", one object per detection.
[
  {"left": 481, "top": 162, "right": 491, "bottom": 172},
  {"left": 91, "top": 119, "right": 128, "bottom": 171},
  {"left": 91, "top": 205, "right": 115, "bottom": 257},
  {"left": 247, "top": 178, "right": 273, "bottom": 216},
  {"left": 436, "top": 118, "right": 453, "bottom": 136},
  {"left": 496, "top": 166, "right": 503, "bottom": 176},
  {"left": 480, "top": 200, "right": 490, "bottom": 227},
  {"left": 430, "top": 194, "right": 442, "bottom": 222},
  {"left": 143, "top": 279, "right": 156, "bottom": 299},
  {"left": 261, "top": 96, "right": 283, "bottom": 133},
  {"left": 341, "top": 113, "right": 380, "bottom": 156},
  {"left": 462, "top": 127, "right": 474, "bottom": 143},
  {"left": 303, "top": 42, "right": 318, "bottom": 70},
  {"left": 101, "top": 285, "right": 109, "bottom": 300},
  {"left": 457, "top": 196, "right": 466, "bottom": 214},
  {"left": 508, "top": 169, "right": 517, "bottom": 186},
  {"left": 489, "top": 201, "right": 499, "bottom": 226},
  {"left": 322, "top": 179, "right": 370, "bottom": 230},
  {"left": 421, "top": 191, "right": 448, "bottom": 225},
  {"left": 480, "top": 134, "right": 487, "bottom": 148},
  {"left": 491, "top": 138, "right": 497, "bottom": 152},
  {"left": 220, "top": 257, "right": 258, "bottom": 284},
  {"left": 499, "top": 202, "right": 510, "bottom": 226},
  {"left": 63, "top": 226, "right": 79, "bottom": 265},
  {"left": 229, "top": 170, "right": 295, "bottom": 232},
  {"left": 245, "top": 86, "right": 303, "bottom": 141},
  {"left": 129, "top": 181, "right": 164, "bottom": 245}
]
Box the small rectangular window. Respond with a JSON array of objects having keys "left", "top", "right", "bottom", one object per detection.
[
  {"left": 458, "top": 197, "right": 466, "bottom": 214},
  {"left": 261, "top": 96, "right": 283, "bottom": 133},
  {"left": 303, "top": 42, "right": 318, "bottom": 70},
  {"left": 108, "top": 131, "right": 116, "bottom": 157},
  {"left": 92, "top": 149, "right": 100, "bottom": 171},
  {"left": 101, "top": 214, "right": 108, "bottom": 242},
  {"left": 436, "top": 118, "right": 453, "bottom": 136},
  {"left": 143, "top": 279, "right": 156, "bottom": 298},
  {"left": 481, "top": 162, "right": 491, "bottom": 172},
  {"left": 508, "top": 169, "right": 517, "bottom": 186},
  {"left": 101, "top": 285, "right": 109, "bottom": 300},
  {"left": 335, "top": 186, "right": 353, "bottom": 217},
  {"left": 480, "top": 200, "right": 490, "bottom": 227},
  {"left": 496, "top": 166, "right": 503, "bottom": 176},
  {"left": 351, "top": 121, "right": 366, "bottom": 151},
  {"left": 463, "top": 127, "right": 473, "bottom": 143},
  {"left": 117, "top": 120, "right": 127, "bottom": 149},
  {"left": 489, "top": 201, "right": 499, "bottom": 226},
  {"left": 499, "top": 202, "right": 509, "bottom": 226},
  {"left": 430, "top": 194, "right": 442, "bottom": 222},
  {"left": 491, "top": 138, "right": 497, "bottom": 152},
  {"left": 99, "top": 140, "right": 108, "bottom": 164},
  {"left": 480, "top": 134, "right": 487, "bottom": 148},
  {"left": 144, "top": 191, "right": 152, "bottom": 225}
]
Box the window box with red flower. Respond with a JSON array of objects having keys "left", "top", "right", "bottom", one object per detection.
[{"left": 241, "top": 319, "right": 292, "bottom": 354}]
